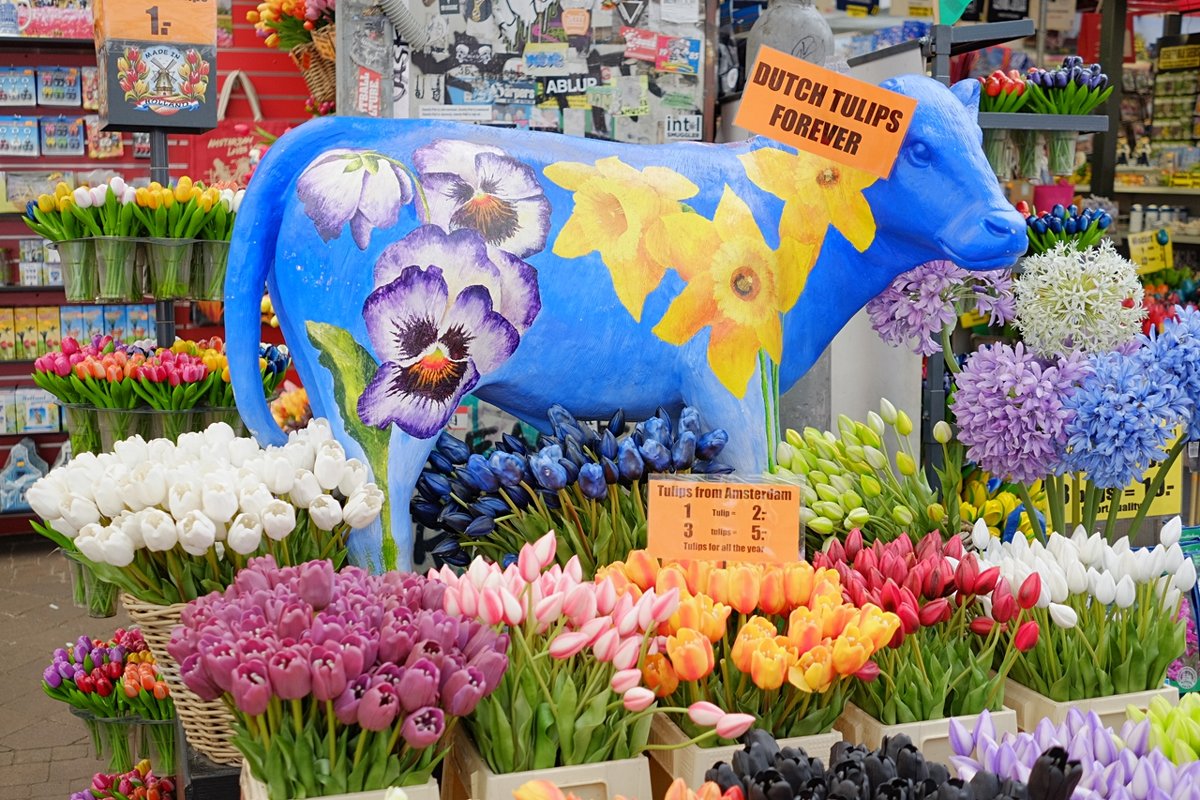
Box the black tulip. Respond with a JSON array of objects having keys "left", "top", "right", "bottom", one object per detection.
[
  {"left": 427, "top": 451, "right": 455, "bottom": 474},
  {"left": 411, "top": 501, "right": 442, "bottom": 527},
  {"left": 705, "top": 762, "right": 740, "bottom": 792},
  {"left": 863, "top": 753, "right": 896, "bottom": 792},
  {"left": 777, "top": 757, "right": 812, "bottom": 792},
  {"left": 936, "top": 779, "right": 970, "bottom": 800},
  {"left": 896, "top": 747, "right": 928, "bottom": 781},
  {"left": 828, "top": 779, "right": 861, "bottom": 800},
  {"left": 966, "top": 771, "right": 1001, "bottom": 800},
  {"left": 926, "top": 763, "right": 949, "bottom": 786},
  {"left": 439, "top": 511, "right": 472, "bottom": 533},
  {"left": 502, "top": 433, "right": 527, "bottom": 454}
]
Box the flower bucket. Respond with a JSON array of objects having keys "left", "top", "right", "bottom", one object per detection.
[
  {"left": 1048, "top": 130, "right": 1079, "bottom": 176},
  {"left": 121, "top": 593, "right": 241, "bottom": 766},
  {"left": 646, "top": 714, "right": 841, "bottom": 792},
  {"left": 441, "top": 727, "right": 652, "bottom": 800},
  {"left": 62, "top": 548, "right": 119, "bottom": 617},
  {"left": 834, "top": 702, "right": 1018, "bottom": 767},
  {"left": 1003, "top": 679, "right": 1179, "bottom": 733},
  {"left": 145, "top": 238, "right": 195, "bottom": 300},
  {"left": 203, "top": 407, "right": 247, "bottom": 436},
  {"left": 50, "top": 239, "right": 98, "bottom": 301},
  {"left": 94, "top": 236, "right": 140, "bottom": 302},
  {"left": 191, "top": 239, "right": 230, "bottom": 301},
  {"left": 96, "top": 407, "right": 159, "bottom": 451},
  {"left": 70, "top": 710, "right": 173, "bottom": 774},
  {"left": 147, "top": 407, "right": 204, "bottom": 442},
  {"left": 1015, "top": 130, "right": 1041, "bottom": 181},
  {"left": 241, "top": 761, "right": 440, "bottom": 800},
  {"left": 64, "top": 403, "right": 103, "bottom": 456}
]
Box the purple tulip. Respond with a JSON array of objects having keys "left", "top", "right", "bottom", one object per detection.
[
  {"left": 357, "top": 683, "right": 401, "bottom": 731},
  {"left": 57, "top": 661, "right": 75, "bottom": 679},
  {"left": 180, "top": 652, "right": 223, "bottom": 700},
  {"left": 336, "top": 634, "right": 368, "bottom": 679},
  {"left": 277, "top": 603, "right": 312, "bottom": 640},
  {"left": 238, "top": 637, "right": 273, "bottom": 662},
  {"left": 299, "top": 560, "right": 335, "bottom": 610},
  {"left": 1094, "top": 724, "right": 1118, "bottom": 765},
  {"left": 42, "top": 665, "right": 62, "bottom": 688},
  {"left": 267, "top": 647, "right": 311, "bottom": 700},
  {"left": 311, "top": 617, "right": 345, "bottom": 645},
  {"left": 400, "top": 706, "right": 445, "bottom": 748},
  {"left": 310, "top": 646, "right": 348, "bottom": 702},
  {"left": 378, "top": 625, "right": 414, "bottom": 664},
  {"left": 74, "top": 643, "right": 89, "bottom": 664},
  {"left": 234, "top": 564, "right": 272, "bottom": 595},
  {"left": 442, "top": 667, "right": 486, "bottom": 717},
  {"left": 469, "top": 649, "right": 508, "bottom": 694},
  {"left": 397, "top": 658, "right": 440, "bottom": 712},
  {"left": 53, "top": 647, "right": 68, "bottom": 663},
  {"left": 230, "top": 659, "right": 273, "bottom": 716},
  {"left": 335, "top": 674, "right": 371, "bottom": 724},
  {"left": 949, "top": 717, "right": 974, "bottom": 756},
  {"left": 371, "top": 663, "right": 403, "bottom": 690},
  {"left": 202, "top": 641, "right": 240, "bottom": 693}
]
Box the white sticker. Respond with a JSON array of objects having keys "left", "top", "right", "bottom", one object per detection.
[
  {"left": 418, "top": 105, "right": 494, "bottom": 121},
  {"left": 664, "top": 114, "right": 703, "bottom": 141},
  {"left": 563, "top": 107, "right": 587, "bottom": 137},
  {"left": 660, "top": 0, "right": 700, "bottom": 23}
]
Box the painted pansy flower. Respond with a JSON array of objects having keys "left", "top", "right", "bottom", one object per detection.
[
  {"left": 650, "top": 187, "right": 814, "bottom": 396},
  {"left": 297, "top": 150, "right": 415, "bottom": 250},
  {"left": 739, "top": 146, "right": 879, "bottom": 254},
  {"left": 544, "top": 157, "right": 699, "bottom": 322},
  {"left": 413, "top": 140, "right": 551, "bottom": 259}
]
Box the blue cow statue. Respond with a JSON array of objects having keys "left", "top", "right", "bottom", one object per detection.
[{"left": 224, "top": 75, "right": 1026, "bottom": 571}]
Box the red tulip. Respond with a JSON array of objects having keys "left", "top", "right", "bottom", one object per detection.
[
  {"left": 974, "top": 566, "right": 1000, "bottom": 595},
  {"left": 77, "top": 674, "right": 94, "bottom": 693},
  {"left": 924, "top": 562, "right": 953, "bottom": 599},
  {"left": 853, "top": 547, "right": 877, "bottom": 575},
  {"left": 944, "top": 535, "right": 964, "bottom": 560},
  {"left": 892, "top": 536, "right": 914, "bottom": 559},
  {"left": 855, "top": 661, "right": 881, "bottom": 682},
  {"left": 992, "top": 581, "right": 1017, "bottom": 624},
  {"left": 879, "top": 580, "right": 902, "bottom": 613},
  {"left": 95, "top": 675, "right": 113, "bottom": 697},
  {"left": 896, "top": 601, "right": 920, "bottom": 634},
  {"left": 969, "top": 617, "right": 996, "bottom": 636},
  {"left": 916, "top": 531, "right": 941, "bottom": 561},
  {"left": 1017, "top": 573, "right": 1042, "bottom": 610},
  {"left": 845, "top": 528, "right": 863, "bottom": 561},
  {"left": 955, "top": 554, "right": 980, "bottom": 597},
  {"left": 918, "top": 598, "right": 950, "bottom": 627},
  {"left": 1014, "top": 620, "right": 1040, "bottom": 652}
]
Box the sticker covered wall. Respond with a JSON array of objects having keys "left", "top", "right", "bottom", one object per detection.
[{"left": 336, "top": 0, "right": 710, "bottom": 143}]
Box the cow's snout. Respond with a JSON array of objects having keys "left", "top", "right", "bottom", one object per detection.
[{"left": 983, "top": 211, "right": 1020, "bottom": 238}]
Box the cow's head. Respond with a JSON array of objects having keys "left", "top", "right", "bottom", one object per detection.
[{"left": 875, "top": 75, "right": 1026, "bottom": 271}]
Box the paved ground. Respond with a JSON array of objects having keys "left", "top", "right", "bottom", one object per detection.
[{"left": 0, "top": 534, "right": 131, "bottom": 798}]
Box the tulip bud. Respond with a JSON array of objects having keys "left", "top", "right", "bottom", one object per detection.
[
  {"left": 969, "top": 617, "right": 996, "bottom": 636},
  {"left": 933, "top": 421, "right": 953, "bottom": 444},
  {"left": 1017, "top": 572, "right": 1042, "bottom": 610},
  {"left": 880, "top": 398, "right": 898, "bottom": 425},
  {"left": 867, "top": 411, "right": 885, "bottom": 437},
  {"left": 891, "top": 506, "right": 913, "bottom": 526},
  {"left": 622, "top": 686, "right": 656, "bottom": 712},
  {"left": 896, "top": 410, "right": 913, "bottom": 436},
  {"left": 1014, "top": 620, "right": 1039, "bottom": 652}
]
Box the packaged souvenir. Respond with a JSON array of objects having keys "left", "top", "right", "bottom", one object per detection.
[
  {"left": 36, "top": 67, "right": 81, "bottom": 107},
  {"left": 39, "top": 116, "right": 85, "bottom": 156},
  {"left": 0, "top": 67, "right": 35, "bottom": 106},
  {"left": 0, "top": 116, "right": 39, "bottom": 157}
]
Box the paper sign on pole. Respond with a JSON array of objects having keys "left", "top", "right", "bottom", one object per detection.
[
  {"left": 1129, "top": 229, "right": 1174, "bottom": 275},
  {"left": 646, "top": 477, "right": 801, "bottom": 564},
  {"left": 1063, "top": 453, "right": 1183, "bottom": 521},
  {"left": 734, "top": 47, "right": 917, "bottom": 179}
]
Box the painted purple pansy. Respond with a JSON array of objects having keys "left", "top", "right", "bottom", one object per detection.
[
  {"left": 297, "top": 150, "right": 415, "bottom": 250},
  {"left": 413, "top": 139, "right": 551, "bottom": 259}
]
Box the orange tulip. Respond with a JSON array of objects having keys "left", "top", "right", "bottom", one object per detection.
[
  {"left": 821, "top": 603, "right": 859, "bottom": 639},
  {"left": 675, "top": 559, "right": 713, "bottom": 595},
  {"left": 788, "top": 644, "right": 834, "bottom": 693},
  {"left": 625, "top": 550, "right": 659, "bottom": 591},
  {"left": 667, "top": 628, "right": 716, "bottom": 681},
  {"left": 706, "top": 568, "right": 730, "bottom": 605},
  {"left": 514, "top": 781, "right": 569, "bottom": 800},
  {"left": 656, "top": 565, "right": 691, "bottom": 598},
  {"left": 749, "top": 638, "right": 793, "bottom": 690},
  {"left": 782, "top": 562, "right": 814, "bottom": 608},
  {"left": 831, "top": 632, "right": 871, "bottom": 675},
  {"left": 669, "top": 593, "right": 731, "bottom": 642},
  {"left": 786, "top": 612, "right": 824, "bottom": 656},
  {"left": 730, "top": 616, "right": 777, "bottom": 672},
  {"left": 642, "top": 652, "right": 680, "bottom": 697},
  {"left": 727, "top": 563, "right": 762, "bottom": 615},
  {"left": 758, "top": 567, "right": 788, "bottom": 616}
]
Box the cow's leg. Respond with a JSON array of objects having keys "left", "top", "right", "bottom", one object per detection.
[
  {"left": 682, "top": 366, "right": 770, "bottom": 475},
  {"left": 378, "top": 429, "right": 439, "bottom": 574}
]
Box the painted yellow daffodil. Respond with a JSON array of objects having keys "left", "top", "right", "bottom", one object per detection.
[
  {"left": 649, "top": 187, "right": 815, "bottom": 397},
  {"left": 543, "top": 157, "right": 698, "bottom": 321},
  {"left": 739, "top": 147, "right": 879, "bottom": 253}
]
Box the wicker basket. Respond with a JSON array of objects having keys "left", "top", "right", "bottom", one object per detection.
[
  {"left": 290, "top": 42, "right": 337, "bottom": 106},
  {"left": 311, "top": 24, "right": 336, "bottom": 60},
  {"left": 121, "top": 594, "right": 242, "bottom": 766}
]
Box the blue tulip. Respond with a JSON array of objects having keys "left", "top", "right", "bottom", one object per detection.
[
  {"left": 640, "top": 416, "right": 672, "bottom": 447},
  {"left": 505, "top": 484, "right": 533, "bottom": 508},
  {"left": 1055, "top": 70, "right": 1068, "bottom": 88},
  {"left": 536, "top": 434, "right": 560, "bottom": 452},
  {"left": 501, "top": 553, "right": 518, "bottom": 569},
  {"left": 1098, "top": 213, "right": 1112, "bottom": 229},
  {"left": 441, "top": 550, "right": 470, "bottom": 567},
  {"left": 1052, "top": 204, "right": 1066, "bottom": 219},
  {"left": 466, "top": 454, "right": 500, "bottom": 493},
  {"left": 608, "top": 409, "right": 626, "bottom": 435},
  {"left": 417, "top": 473, "right": 451, "bottom": 502},
  {"left": 617, "top": 438, "right": 645, "bottom": 482},
  {"left": 439, "top": 511, "right": 473, "bottom": 533},
  {"left": 579, "top": 462, "right": 607, "bottom": 499},
  {"left": 696, "top": 429, "right": 728, "bottom": 460},
  {"left": 412, "top": 501, "right": 442, "bottom": 527},
  {"left": 449, "top": 478, "right": 477, "bottom": 501},
  {"left": 531, "top": 455, "right": 569, "bottom": 491},
  {"left": 489, "top": 451, "right": 525, "bottom": 488},
  {"left": 640, "top": 439, "right": 671, "bottom": 472},
  {"left": 1032, "top": 218, "right": 1048, "bottom": 235},
  {"left": 471, "top": 497, "right": 509, "bottom": 518},
  {"left": 1068, "top": 204, "right": 1078, "bottom": 217},
  {"left": 540, "top": 490, "right": 562, "bottom": 509},
  {"left": 1047, "top": 216, "right": 1063, "bottom": 234},
  {"left": 672, "top": 431, "right": 697, "bottom": 470},
  {"left": 431, "top": 536, "right": 465, "bottom": 557},
  {"left": 427, "top": 451, "right": 455, "bottom": 475},
  {"left": 548, "top": 404, "right": 585, "bottom": 442},
  {"left": 464, "top": 516, "right": 496, "bottom": 538},
  {"left": 501, "top": 433, "right": 527, "bottom": 454},
  {"left": 693, "top": 460, "right": 734, "bottom": 475},
  {"left": 601, "top": 456, "right": 619, "bottom": 484},
  {"left": 436, "top": 431, "right": 471, "bottom": 464},
  {"left": 598, "top": 429, "right": 618, "bottom": 460},
  {"left": 564, "top": 437, "right": 587, "bottom": 467},
  {"left": 1064, "top": 218, "right": 1077, "bottom": 234},
  {"left": 558, "top": 457, "right": 580, "bottom": 485},
  {"left": 656, "top": 406, "right": 672, "bottom": 430},
  {"left": 679, "top": 407, "right": 702, "bottom": 436},
  {"left": 538, "top": 444, "right": 564, "bottom": 462}
]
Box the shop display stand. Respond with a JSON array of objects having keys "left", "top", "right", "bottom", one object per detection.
[{"left": 149, "top": 130, "right": 175, "bottom": 349}]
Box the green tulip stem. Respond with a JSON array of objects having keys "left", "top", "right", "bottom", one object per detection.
[
  {"left": 351, "top": 725, "right": 368, "bottom": 768},
  {"left": 941, "top": 325, "right": 960, "bottom": 375},
  {"left": 325, "top": 699, "right": 338, "bottom": 772},
  {"left": 1129, "top": 437, "right": 1186, "bottom": 541},
  {"left": 1046, "top": 475, "right": 1065, "bottom": 536},
  {"left": 1083, "top": 481, "right": 1100, "bottom": 532},
  {"left": 1015, "top": 483, "right": 1046, "bottom": 542},
  {"left": 1103, "top": 489, "right": 1121, "bottom": 543},
  {"left": 291, "top": 698, "right": 304, "bottom": 737}
]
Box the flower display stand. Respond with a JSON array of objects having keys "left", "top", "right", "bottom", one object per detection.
[
  {"left": 1003, "top": 679, "right": 1179, "bottom": 732},
  {"left": 834, "top": 703, "right": 1017, "bottom": 767},
  {"left": 646, "top": 714, "right": 842, "bottom": 794},
  {"left": 440, "top": 727, "right": 652, "bottom": 800},
  {"left": 240, "top": 762, "right": 441, "bottom": 800}
]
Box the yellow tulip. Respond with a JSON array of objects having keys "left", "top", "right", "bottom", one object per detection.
[
  {"left": 782, "top": 562, "right": 814, "bottom": 609},
  {"left": 731, "top": 616, "right": 776, "bottom": 672},
  {"left": 36, "top": 194, "right": 55, "bottom": 213},
  {"left": 54, "top": 182, "right": 71, "bottom": 199},
  {"left": 788, "top": 644, "right": 834, "bottom": 693},
  {"left": 831, "top": 632, "right": 871, "bottom": 675},
  {"left": 727, "top": 563, "right": 762, "bottom": 615},
  {"left": 623, "top": 550, "right": 658, "bottom": 591},
  {"left": 668, "top": 593, "right": 730, "bottom": 643},
  {"left": 749, "top": 638, "right": 793, "bottom": 690}
]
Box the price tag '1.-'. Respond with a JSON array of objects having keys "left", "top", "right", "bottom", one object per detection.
[{"left": 646, "top": 478, "right": 801, "bottom": 564}]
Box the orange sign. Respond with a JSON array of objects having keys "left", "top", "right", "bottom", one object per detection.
[
  {"left": 94, "top": 0, "right": 217, "bottom": 47},
  {"left": 646, "top": 478, "right": 801, "bottom": 564},
  {"left": 734, "top": 47, "right": 918, "bottom": 179}
]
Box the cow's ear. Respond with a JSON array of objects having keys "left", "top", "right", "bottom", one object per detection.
[{"left": 950, "top": 79, "right": 981, "bottom": 114}]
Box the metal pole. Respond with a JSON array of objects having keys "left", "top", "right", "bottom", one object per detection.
[
  {"left": 149, "top": 129, "right": 175, "bottom": 349},
  {"left": 1091, "top": 0, "right": 1126, "bottom": 197},
  {"left": 1035, "top": 0, "right": 1048, "bottom": 64}
]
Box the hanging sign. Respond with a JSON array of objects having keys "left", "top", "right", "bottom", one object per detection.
[
  {"left": 1129, "top": 228, "right": 1174, "bottom": 275},
  {"left": 93, "top": 0, "right": 218, "bottom": 132},
  {"left": 646, "top": 477, "right": 801, "bottom": 563},
  {"left": 735, "top": 47, "right": 917, "bottom": 179}
]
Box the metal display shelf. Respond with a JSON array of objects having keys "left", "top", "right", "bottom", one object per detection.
[
  {"left": 0, "top": 37, "right": 92, "bottom": 51},
  {"left": 978, "top": 112, "right": 1109, "bottom": 132},
  {"left": 1111, "top": 185, "right": 1200, "bottom": 196}
]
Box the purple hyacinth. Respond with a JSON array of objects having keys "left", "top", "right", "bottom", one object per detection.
[
  {"left": 867, "top": 260, "right": 1015, "bottom": 356},
  {"left": 951, "top": 342, "right": 1090, "bottom": 484}
]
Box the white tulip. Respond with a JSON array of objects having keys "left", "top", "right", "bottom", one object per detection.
[
  {"left": 26, "top": 476, "right": 65, "bottom": 520},
  {"left": 109, "top": 175, "right": 127, "bottom": 195},
  {"left": 72, "top": 186, "right": 93, "bottom": 208},
  {"left": 146, "top": 437, "right": 177, "bottom": 464},
  {"left": 313, "top": 440, "right": 346, "bottom": 490},
  {"left": 129, "top": 462, "right": 168, "bottom": 509},
  {"left": 1161, "top": 516, "right": 1183, "bottom": 548},
  {"left": 121, "top": 186, "right": 136, "bottom": 204},
  {"left": 176, "top": 510, "right": 216, "bottom": 556},
  {"left": 338, "top": 459, "right": 368, "bottom": 497},
  {"left": 1163, "top": 587, "right": 1183, "bottom": 612},
  {"left": 236, "top": 467, "right": 264, "bottom": 494},
  {"left": 1132, "top": 549, "right": 1153, "bottom": 583},
  {"left": 283, "top": 439, "right": 315, "bottom": 472},
  {"left": 1093, "top": 572, "right": 1117, "bottom": 605},
  {"left": 1045, "top": 566, "right": 1069, "bottom": 604},
  {"left": 1112, "top": 536, "right": 1131, "bottom": 555},
  {"left": 1066, "top": 561, "right": 1089, "bottom": 595},
  {"left": 308, "top": 494, "right": 343, "bottom": 531},
  {"left": 116, "top": 511, "right": 144, "bottom": 548},
  {"left": 99, "top": 526, "right": 135, "bottom": 567},
  {"left": 1048, "top": 602, "right": 1079, "bottom": 628},
  {"left": 168, "top": 481, "right": 202, "bottom": 519},
  {"left": 91, "top": 478, "right": 126, "bottom": 519},
  {"left": 303, "top": 418, "right": 334, "bottom": 445},
  {"left": 204, "top": 422, "right": 236, "bottom": 448},
  {"left": 228, "top": 437, "right": 262, "bottom": 467},
  {"left": 176, "top": 431, "right": 207, "bottom": 460},
  {"left": 239, "top": 485, "right": 274, "bottom": 517},
  {"left": 89, "top": 185, "right": 107, "bottom": 207},
  {"left": 75, "top": 523, "right": 106, "bottom": 562},
  {"left": 262, "top": 455, "right": 295, "bottom": 495},
  {"left": 261, "top": 499, "right": 296, "bottom": 540},
  {"left": 1102, "top": 547, "right": 1120, "bottom": 575},
  {"left": 202, "top": 478, "right": 240, "bottom": 523},
  {"left": 112, "top": 436, "right": 149, "bottom": 468},
  {"left": 1071, "top": 525, "right": 1089, "bottom": 546},
  {"left": 290, "top": 470, "right": 323, "bottom": 508},
  {"left": 343, "top": 485, "right": 384, "bottom": 528},
  {"left": 59, "top": 494, "right": 101, "bottom": 530},
  {"left": 1081, "top": 533, "right": 1104, "bottom": 566},
  {"left": 1173, "top": 559, "right": 1198, "bottom": 593},
  {"left": 1166, "top": 543, "right": 1185, "bottom": 573},
  {"left": 227, "top": 512, "right": 263, "bottom": 555},
  {"left": 1147, "top": 546, "right": 1166, "bottom": 581},
  {"left": 50, "top": 516, "right": 79, "bottom": 539},
  {"left": 1114, "top": 575, "right": 1137, "bottom": 608},
  {"left": 1118, "top": 551, "right": 1138, "bottom": 584},
  {"left": 141, "top": 508, "right": 177, "bottom": 551}
]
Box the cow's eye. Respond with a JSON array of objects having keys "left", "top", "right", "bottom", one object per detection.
[{"left": 907, "top": 140, "right": 932, "bottom": 167}]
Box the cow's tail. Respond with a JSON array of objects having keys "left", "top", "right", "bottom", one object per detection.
[{"left": 225, "top": 118, "right": 339, "bottom": 448}]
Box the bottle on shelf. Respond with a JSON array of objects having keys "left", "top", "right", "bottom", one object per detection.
[{"left": 1130, "top": 203, "right": 1144, "bottom": 233}]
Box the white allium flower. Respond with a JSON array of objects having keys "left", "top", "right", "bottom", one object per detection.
[{"left": 1015, "top": 240, "right": 1145, "bottom": 357}]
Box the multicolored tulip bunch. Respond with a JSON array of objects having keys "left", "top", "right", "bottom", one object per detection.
[
  {"left": 775, "top": 401, "right": 946, "bottom": 549},
  {"left": 980, "top": 70, "right": 1030, "bottom": 113},
  {"left": 1017, "top": 201, "right": 1113, "bottom": 255},
  {"left": 815, "top": 531, "right": 1041, "bottom": 724},
  {"left": 598, "top": 551, "right": 899, "bottom": 741},
  {"left": 972, "top": 519, "right": 1196, "bottom": 701},
  {"left": 1131, "top": 693, "right": 1200, "bottom": 764},
  {"left": 1024, "top": 58, "right": 1113, "bottom": 116},
  {"left": 413, "top": 404, "right": 729, "bottom": 574},
  {"left": 24, "top": 178, "right": 139, "bottom": 241},
  {"left": 247, "top": 0, "right": 331, "bottom": 50},
  {"left": 172, "top": 556, "right": 503, "bottom": 799},
  {"left": 270, "top": 383, "right": 311, "bottom": 432},
  {"left": 705, "top": 728, "right": 1072, "bottom": 800},
  {"left": 71, "top": 761, "right": 175, "bottom": 800},
  {"left": 426, "top": 533, "right": 751, "bottom": 774}
]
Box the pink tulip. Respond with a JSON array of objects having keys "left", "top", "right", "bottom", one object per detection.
[
  {"left": 443, "top": 586, "right": 462, "bottom": 617},
  {"left": 499, "top": 587, "right": 524, "bottom": 626},
  {"left": 548, "top": 631, "right": 590, "bottom": 659},
  {"left": 479, "top": 587, "right": 505, "bottom": 626},
  {"left": 563, "top": 584, "right": 597, "bottom": 627},
  {"left": 564, "top": 555, "right": 582, "bottom": 582},
  {"left": 615, "top": 603, "right": 640, "bottom": 637},
  {"left": 651, "top": 587, "right": 680, "bottom": 624},
  {"left": 459, "top": 581, "right": 479, "bottom": 618},
  {"left": 635, "top": 591, "right": 657, "bottom": 631},
  {"left": 612, "top": 636, "right": 642, "bottom": 671},
  {"left": 467, "top": 558, "right": 492, "bottom": 589},
  {"left": 593, "top": 628, "right": 620, "bottom": 662},
  {"left": 596, "top": 579, "right": 618, "bottom": 615},
  {"left": 518, "top": 546, "right": 541, "bottom": 582},
  {"left": 532, "top": 531, "right": 557, "bottom": 570},
  {"left": 716, "top": 713, "right": 756, "bottom": 740},
  {"left": 610, "top": 668, "right": 641, "bottom": 694},
  {"left": 534, "top": 594, "right": 565, "bottom": 626},
  {"left": 623, "top": 687, "right": 656, "bottom": 712},
  {"left": 577, "top": 616, "right": 608, "bottom": 644},
  {"left": 688, "top": 701, "right": 725, "bottom": 727}
]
